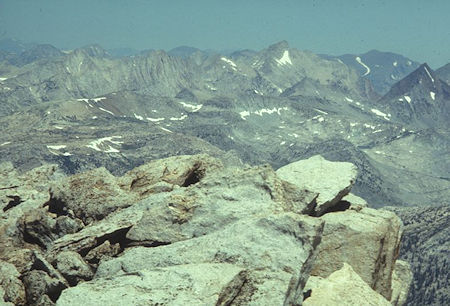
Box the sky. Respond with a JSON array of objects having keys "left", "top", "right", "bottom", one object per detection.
[{"left": 0, "top": 0, "right": 449, "bottom": 68}]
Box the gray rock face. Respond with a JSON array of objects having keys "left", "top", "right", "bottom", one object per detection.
[
  {"left": 0, "top": 154, "right": 411, "bottom": 305},
  {"left": 310, "top": 208, "right": 403, "bottom": 300},
  {"left": 53, "top": 251, "right": 93, "bottom": 286},
  {"left": 276, "top": 155, "right": 358, "bottom": 216},
  {"left": 57, "top": 263, "right": 244, "bottom": 306},
  {"left": 390, "top": 260, "right": 413, "bottom": 306},
  {"left": 303, "top": 263, "right": 391, "bottom": 306},
  {"left": 0, "top": 260, "right": 25, "bottom": 305}
]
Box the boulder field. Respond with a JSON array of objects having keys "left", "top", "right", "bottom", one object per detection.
[{"left": 0, "top": 154, "right": 411, "bottom": 305}]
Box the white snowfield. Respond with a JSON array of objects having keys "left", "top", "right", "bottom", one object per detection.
[
  {"left": 134, "top": 113, "right": 144, "bottom": 121},
  {"left": 275, "top": 50, "right": 292, "bottom": 66},
  {"left": 160, "top": 127, "right": 173, "bottom": 133},
  {"left": 99, "top": 107, "right": 115, "bottom": 116},
  {"left": 170, "top": 114, "right": 188, "bottom": 121},
  {"left": 220, "top": 57, "right": 237, "bottom": 70},
  {"left": 85, "top": 136, "right": 123, "bottom": 153},
  {"left": 355, "top": 56, "right": 370, "bottom": 76},
  {"left": 240, "top": 107, "right": 288, "bottom": 120},
  {"left": 178, "top": 102, "right": 203, "bottom": 112},
  {"left": 46, "top": 145, "right": 72, "bottom": 156},
  {"left": 424, "top": 66, "right": 434, "bottom": 83},
  {"left": 146, "top": 117, "right": 165, "bottom": 122},
  {"left": 371, "top": 108, "right": 391, "bottom": 121}
]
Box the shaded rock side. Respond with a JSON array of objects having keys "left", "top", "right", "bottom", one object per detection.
[
  {"left": 390, "top": 260, "right": 413, "bottom": 306},
  {"left": 310, "top": 207, "right": 403, "bottom": 300},
  {"left": 276, "top": 155, "right": 357, "bottom": 216},
  {"left": 303, "top": 263, "right": 391, "bottom": 306}
]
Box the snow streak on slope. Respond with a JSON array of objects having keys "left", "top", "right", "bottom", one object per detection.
[
  {"left": 355, "top": 56, "right": 370, "bottom": 76},
  {"left": 276, "top": 50, "right": 292, "bottom": 66}
]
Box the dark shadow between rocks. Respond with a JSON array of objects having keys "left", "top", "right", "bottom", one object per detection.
[
  {"left": 3, "top": 195, "right": 24, "bottom": 211},
  {"left": 181, "top": 166, "right": 203, "bottom": 187},
  {"left": 322, "top": 200, "right": 351, "bottom": 214}
]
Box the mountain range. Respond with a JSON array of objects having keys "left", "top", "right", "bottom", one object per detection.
[{"left": 0, "top": 39, "right": 449, "bottom": 305}]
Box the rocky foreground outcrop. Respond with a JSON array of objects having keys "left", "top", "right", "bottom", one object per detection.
[{"left": 0, "top": 154, "right": 410, "bottom": 305}]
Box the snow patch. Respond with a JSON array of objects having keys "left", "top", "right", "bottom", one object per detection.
[
  {"left": 170, "top": 114, "right": 188, "bottom": 121},
  {"left": 371, "top": 108, "right": 390, "bottom": 120},
  {"left": 92, "top": 116, "right": 97, "bottom": 119},
  {"left": 147, "top": 117, "right": 165, "bottom": 122},
  {"left": 220, "top": 57, "right": 237, "bottom": 70},
  {"left": 314, "top": 108, "right": 328, "bottom": 115},
  {"left": 280, "top": 141, "right": 286, "bottom": 145},
  {"left": 160, "top": 127, "right": 173, "bottom": 133},
  {"left": 179, "top": 102, "right": 203, "bottom": 112},
  {"left": 53, "top": 126, "right": 64, "bottom": 130},
  {"left": 0, "top": 77, "right": 8, "bottom": 82},
  {"left": 430, "top": 91, "right": 436, "bottom": 100},
  {"left": 404, "top": 96, "right": 411, "bottom": 104},
  {"left": 239, "top": 111, "right": 250, "bottom": 120},
  {"left": 134, "top": 113, "right": 144, "bottom": 121},
  {"left": 393, "top": 61, "right": 398, "bottom": 67},
  {"left": 355, "top": 56, "right": 370, "bottom": 76},
  {"left": 99, "top": 107, "right": 115, "bottom": 116},
  {"left": 345, "top": 97, "right": 353, "bottom": 102},
  {"left": 86, "top": 136, "right": 123, "bottom": 153},
  {"left": 92, "top": 97, "right": 107, "bottom": 102},
  {"left": 1, "top": 141, "right": 11, "bottom": 146},
  {"left": 424, "top": 66, "right": 434, "bottom": 83},
  {"left": 275, "top": 50, "right": 292, "bottom": 66},
  {"left": 363, "top": 124, "right": 376, "bottom": 129},
  {"left": 350, "top": 122, "right": 358, "bottom": 127},
  {"left": 407, "top": 61, "right": 412, "bottom": 66}
]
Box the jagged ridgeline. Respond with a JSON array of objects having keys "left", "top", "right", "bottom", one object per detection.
[
  {"left": 0, "top": 40, "right": 449, "bottom": 305},
  {"left": 1, "top": 154, "right": 411, "bottom": 305}
]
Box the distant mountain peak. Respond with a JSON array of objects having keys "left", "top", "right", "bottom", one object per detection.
[
  {"left": 75, "top": 44, "right": 109, "bottom": 58},
  {"left": 266, "top": 40, "right": 290, "bottom": 53}
]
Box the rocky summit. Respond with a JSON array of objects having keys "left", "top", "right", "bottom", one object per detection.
[
  {"left": 0, "top": 154, "right": 411, "bottom": 305},
  {"left": 0, "top": 39, "right": 448, "bottom": 305}
]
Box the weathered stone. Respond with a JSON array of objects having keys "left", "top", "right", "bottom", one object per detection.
[
  {"left": 96, "top": 213, "right": 323, "bottom": 305},
  {"left": 84, "top": 240, "right": 121, "bottom": 267},
  {"left": 125, "top": 165, "right": 317, "bottom": 245},
  {"left": 22, "top": 270, "right": 66, "bottom": 306},
  {"left": 57, "top": 263, "right": 243, "bottom": 305},
  {"left": 390, "top": 260, "right": 413, "bottom": 306},
  {"left": 0, "top": 286, "right": 14, "bottom": 305},
  {"left": 20, "top": 209, "right": 58, "bottom": 249},
  {"left": 54, "top": 216, "right": 84, "bottom": 236},
  {"left": 53, "top": 251, "right": 94, "bottom": 286},
  {"left": 276, "top": 155, "right": 358, "bottom": 216},
  {"left": 343, "top": 192, "right": 369, "bottom": 210},
  {"left": 118, "top": 154, "right": 223, "bottom": 194},
  {"left": 47, "top": 167, "right": 132, "bottom": 225},
  {"left": 303, "top": 263, "right": 391, "bottom": 306},
  {"left": 0, "top": 260, "right": 26, "bottom": 305},
  {"left": 48, "top": 207, "right": 143, "bottom": 256},
  {"left": 310, "top": 208, "right": 402, "bottom": 300}
]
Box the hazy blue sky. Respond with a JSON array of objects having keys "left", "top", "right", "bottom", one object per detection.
[{"left": 0, "top": 0, "right": 449, "bottom": 68}]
